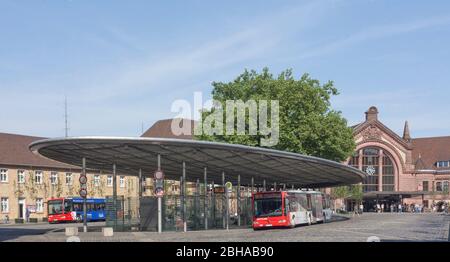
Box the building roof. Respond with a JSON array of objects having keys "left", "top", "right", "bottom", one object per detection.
[
  {"left": 29, "top": 137, "right": 366, "bottom": 187},
  {"left": 0, "top": 132, "right": 77, "bottom": 170},
  {"left": 412, "top": 136, "right": 450, "bottom": 171},
  {"left": 141, "top": 119, "right": 196, "bottom": 139}
]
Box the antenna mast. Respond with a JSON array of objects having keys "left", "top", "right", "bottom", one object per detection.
[{"left": 64, "top": 96, "right": 69, "bottom": 137}]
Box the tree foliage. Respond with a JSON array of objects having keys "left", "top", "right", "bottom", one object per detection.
[{"left": 195, "top": 68, "right": 355, "bottom": 162}]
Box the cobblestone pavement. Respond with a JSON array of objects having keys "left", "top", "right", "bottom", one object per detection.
[{"left": 2, "top": 213, "right": 449, "bottom": 242}]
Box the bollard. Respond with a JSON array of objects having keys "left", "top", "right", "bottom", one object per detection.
[
  {"left": 102, "top": 227, "right": 114, "bottom": 237},
  {"left": 65, "top": 227, "right": 79, "bottom": 236}
]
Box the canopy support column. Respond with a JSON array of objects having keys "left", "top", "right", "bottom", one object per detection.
[
  {"left": 112, "top": 163, "right": 117, "bottom": 230},
  {"left": 251, "top": 177, "right": 254, "bottom": 194},
  {"left": 138, "top": 169, "right": 143, "bottom": 198},
  {"left": 204, "top": 167, "right": 208, "bottom": 230},
  {"left": 237, "top": 174, "right": 241, "bottom": 227},
  {"left": 195, "top": 178, "right": 200, "bottom": 230},
  {"left": 182, "top": 161, "right": 187, "bottom": 232},
  {"left": 222, "top": 171, "right": 226, "bottom": 229},
  {"left": 211, "top": 180, "right": 215, "bottom": 228},
  {"left": 263, "top": 180, "right": 266, "bottom": 192}
]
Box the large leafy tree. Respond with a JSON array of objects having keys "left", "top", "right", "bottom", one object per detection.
[{"left": 195, "top": 68, "right": 355, "bottom": 162}]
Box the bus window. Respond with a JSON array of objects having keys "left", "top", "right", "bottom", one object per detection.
[
  {"left": 306, "top": 194, "right": 312, "bottom": 210},
  {"left": 284, "top": 198, "right": 289, "bottom": 215},
  {"left": 64, "top": 200, "right": 72, "bottom": 213},
  {"left": 48, "top": 200, "right": 63, "bottom": 215},
  {"left": 288, "top": 196, "right": 298, "bottom": 212},
  {"left": 73, "top": 203, "right": 82, "bottom": 212},
  {"left": 254, "top": 197, "right": 283, "bottom": 218},
  {"left": 96, "top": 203, "right": 105, "bottom": 211}
]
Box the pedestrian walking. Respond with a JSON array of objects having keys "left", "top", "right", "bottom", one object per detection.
[
  {"left": 25, "top": 207, "right": 30, "bottom": 223},
  {"left": 353, "top": 204, "right": 360, "bottom": 217}
]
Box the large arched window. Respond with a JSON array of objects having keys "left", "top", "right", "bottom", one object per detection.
[{"left": 348, "top": 147, "right": 396, "bottom": 192}]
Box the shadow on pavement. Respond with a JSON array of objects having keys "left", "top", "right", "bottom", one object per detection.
[
  {"left": 329, "top": 215, "right": 351, "bottom": 223},
  {"left": 0, "top": 228, "right": 55, "bottom": 242}
]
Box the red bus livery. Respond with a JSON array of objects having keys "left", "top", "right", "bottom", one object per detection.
[{"left": 252, "top": 190, "right": 331, "bottom": 230}]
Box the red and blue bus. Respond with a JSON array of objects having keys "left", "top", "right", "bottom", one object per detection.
[
  {"left": 252, "top": 190, "right": 331, "bottom": 230},
  {"left": 47, "top": 197, "right": 106, "bottom": 223}
]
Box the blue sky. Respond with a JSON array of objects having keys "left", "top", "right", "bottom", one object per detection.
[{"left": 1, "top": 0, "right": 449, "bottom": 138}]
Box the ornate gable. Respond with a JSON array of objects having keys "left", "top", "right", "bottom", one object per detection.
[{"left": 361, "top": 124, "right": 382, "bottom": 141}]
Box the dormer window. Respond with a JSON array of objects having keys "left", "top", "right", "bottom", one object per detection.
[{"left": 436, "top": 161, "right": 450, "bottom": 168}]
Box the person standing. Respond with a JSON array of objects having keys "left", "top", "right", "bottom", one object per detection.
[
  {"left": 381, "top": 203, "right": 384, "bottom": 213},
  {"left": 398, "top": 203, "right": 402, "bottom": 213},
  {"left": 359, "top": 203, "right": 364, "bottom": 215},
  {"left": 25, "top": 207, "right": 30, "bottom": 223}
]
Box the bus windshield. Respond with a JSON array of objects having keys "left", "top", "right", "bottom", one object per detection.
[
  {"left": 254, "top": 198, "right": 283, "bottom": 218},
  {"left": 48, "top": 200, "right": 63, "bottom": 215}
]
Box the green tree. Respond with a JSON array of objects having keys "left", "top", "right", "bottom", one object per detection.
[
  {"left": 195, "top": 68, "right": 355, "bottom": 162},
  {"left": 348, "top": 184, "right": 363, "bottom": 204},
  {"left": 330, "top": 186, "right": 351, "bottom": 212}
]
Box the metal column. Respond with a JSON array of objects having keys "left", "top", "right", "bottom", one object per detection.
[
  {"left": 112, "top": 163, "right": 117, "bottom": 230},
  {"left": 82, "top": 157, "right": 87, "bottom": 233},
  {"left": 251, "top": 177, "right": 254, "bottom": 194},
  {"left": 195, "top": 179, "right": 200, "bottom": 230},
  {"left": 263, "top": 179, "right": 266, "bottom": 192},
  {"left": 237, "top": 174, "right": 241, "bottom": 227},
  {"left": 179, "top": 175, "right": 183, "bottom": 230},
  {"left": 138, "top": 169, "right": 143, "bottom": 198},
  {"left": 211, "top": 180, "right": 215, "bottom": 228},
  {"left": 182, "top": 161, "right": 187, "bottom": 232},
  {"left": 222, "top": 171, "right": 226, "bottom": 229},
  {"left": 203, "top": 167, "right": 208, "bottom": 230},
  {"left": 274, "top": 182, "right": 277, "bottom": 191}
]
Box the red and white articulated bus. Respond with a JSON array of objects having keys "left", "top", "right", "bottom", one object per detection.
[{"left": 252, "top": 190, "right": 332, "bottom": 230}]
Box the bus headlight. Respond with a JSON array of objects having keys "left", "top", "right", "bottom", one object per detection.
[{"left": 279, "top": 220, "right": 286, "bottom": 223}]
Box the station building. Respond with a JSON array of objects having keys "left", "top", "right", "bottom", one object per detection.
[{"left": 348, "top": 106, "right": 450, "bottom": 211}]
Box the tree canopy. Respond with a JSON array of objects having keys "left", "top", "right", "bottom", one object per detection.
[{"left": 195, "top": 68, "right": 355, "bottom": 162}]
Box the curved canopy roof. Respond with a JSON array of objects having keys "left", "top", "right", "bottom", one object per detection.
[{"left": 29, "top": 137, "right": 365, "bottom": 188}]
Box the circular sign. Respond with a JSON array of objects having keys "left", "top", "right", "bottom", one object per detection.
[
  {"left": 154, "top": 170, "right": 164, "bottom": 180},
  {"left": 80, "top": 183, "right": 87, "bottom": 190},
  {"left": 79, "top": 175, "right": 87, "bottom": 184},
  {"left": 79, "top": 189, "right": 87, "bottom": 198},
  {"left": 155, "top": 187, "right": 164, "bottom": 197},
  {"left": 225, "top": 182, "right": 233, "bottom": 190}
]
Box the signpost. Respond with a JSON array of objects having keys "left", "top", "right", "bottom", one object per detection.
[
  {"left": 155, "top": 154, "right": 164, "bottom": 233},
  {"left": 154, "top": 170, "right": 165, "bottom": 197},
  {"left": 80, "top": 158, "right": 87, "bottom": 232},
  {"left": 224, "top": 182, "right": 232, "bottom": 230}
]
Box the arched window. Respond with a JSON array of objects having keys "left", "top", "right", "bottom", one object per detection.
[{"left": 348, "top": 147, "right": 396, "bottom": 192}]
